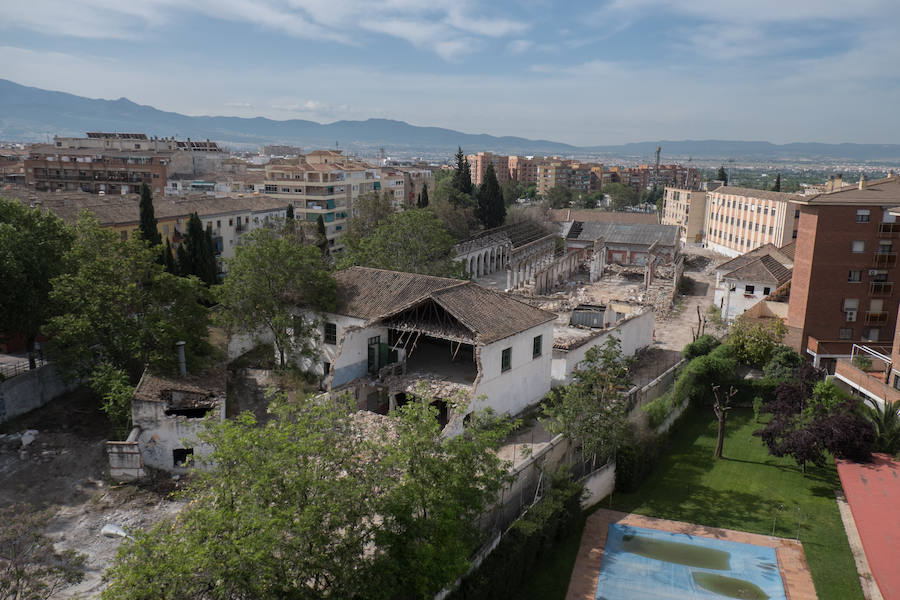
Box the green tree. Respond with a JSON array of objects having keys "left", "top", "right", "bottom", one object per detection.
[
  {"left": 285, "top": 203, "right": 294, "bottom": 221},
  {"left": 138, "top": 182, "right": 162, "bottom": 247},
  {"left": 316, "top": 214, "right": 330, "bottom": 258},
  {"left": 476, "top": 163, "right": 506, "bottom": 229},
  {"left": 417, "top": 183, "right": 429, "bottom": 208},
  {"left": 864, "top": 398, "right": 900, "bottom": 455},
  {"left": 716, "top": 165, "right": 728, "bottom": 184},
  {"left": 772, "top": 173, "right": 782, "bottom": 192},
  {"left": 0, "top": 198, "right": 74, "bottom": 368},
  {"left": 45, "top": 212, "right": 213, "bottom": 381},
  {"left": 177, "top": 212, "right": 218, "bottom": 285},
  {"left": 162, "top": 238, "right": 177, "bottom": 274},
  {"left": 727, "top": 317, "right": 787, "bottom": 367},
  {"left": 452, "top": 147, "right": 474, "bottom": 197},
  {"left": 90, "top": 363, "right": 134, "bottom": 439},
  {"left": 762, "top": 345, "right": 803, "bottom": 385},
  {"left": 0, "top": 505, "right": 85, "bottom": 599},
  {"left": 339, "top": 209, "right": 462, "bottom": 277},
  {"left": 429, "top": 196, "right": 480, "bottom": 241},
  {"left": 603, "top": 182, "right": 638, "bottom": 210},
  {"left": 501, "top": 180, "right": 525, "bottom": 206},
  {"left": 545, "top": 186, "right": 573, "bottom": 209},
  {"left": 102, "top": 393, "right": 513, "bottom": 600},
  {"left": 543, "top": 337, "right": 634, "bottom": 466},
  {"left": 217, "top": 227, "right": 336, "bottom": 368}
]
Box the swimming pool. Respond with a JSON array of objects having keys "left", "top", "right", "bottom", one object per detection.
[{"left": 595, "top": 524, "right": 786, "bottom": 599}]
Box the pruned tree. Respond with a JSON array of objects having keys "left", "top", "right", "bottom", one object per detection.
[{"left": 711, "top": 384, "right": 737, "bottom": 459}]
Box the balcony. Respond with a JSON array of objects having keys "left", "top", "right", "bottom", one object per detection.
[
  {"left": 866, "top": 311, "right": 889, "bottom": 325},
  {"left": 869, "top": 281, "right": 894, "bottom": 296},
  {"left": 878, "top": 222, "right": 900, "bottom": 237},
  {"left": 873, "top": 252, "right": 897, "bottom": 268}
]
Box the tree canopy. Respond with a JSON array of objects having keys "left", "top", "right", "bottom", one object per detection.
[
  {"left": 217, "top": 227, "right": 336, "bottom": 367},
  {"left": 138, "top": 182, "right": 162, "bottom": 247},
  {"left": 102, "top": 392, "right": 513, "bottom": 600},
  {"left": 417, "top": 183, "right": 429, "bottom": 208},
  {"left": 716, "top": 165, "right": 728, "bottom": 184},
  {"left": 177, "top": 212, "right": 218, "bottom": 286},
  {"left": 603, "top": 183, "right": 638, "bottom": 210},
  {"left": 0, "top": 197, "right": 74, "bottom": 366},
  {"left": 545, "top": 186, "right": 573, "bottom": 209},
  {"left": 452, "top": 147, "right": 474, "bottom": 198},
  {"left": 339, "top": 209, "right": 463, "bottom": 277},
  {"left": 475, "top": 163, "right": 506, "bottom": 229},
  {"left": 44, "top": 212, "right": 212, "bottom": 381}
]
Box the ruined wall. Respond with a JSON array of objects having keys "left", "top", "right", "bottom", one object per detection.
[
  {"left": 132, "top": 398, "right": 224, "bottom": 473},
  {"left": 0, "top": 364, "right": 80, "bottom": 424}
]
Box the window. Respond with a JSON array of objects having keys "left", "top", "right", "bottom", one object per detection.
[
  {"left": 173, "top": 448, "right": 194, "bottom": 467},
  {"left": 501, "top": 348, "right": 511, "bottom": 372},
  {"left": 795, "top": 209, "right": 800, "bottom": 219},
  {"left": 764, "top": 207, "right": 769, "bottom": 215},
  {"left": 533, "top": 335, "right": 542, "bottom": 358},
  {"left": 216, "top": 220, "right": 221, "bottom": 229},
  {"left": 848, "top": 270, "right": 862, "bottom": 282},
  {"left": 120, "top": 231, "right": 127, "bottom": 241},
  {"left": 865, "top": 328, "right": 880, "bottom": 342},
  {"left": 851, "top": 240, "right": 865, "bottom": 253},
  {"left": 894, "top": 374, "right": 900, "bottom": 390},
  {"left": 839, "top": 328, "right": 853, "bottom": 340},
  {"left": 745, "top": 285, "right": 755, "bottom": 294},
  {"left": 878, "top": 240, "right": 893, "bottom": 253},
  {"left": 324, "top": 322, "right": 337, "bottom": 345},
  {"left": 856, "top": 209, "right": 870, "bottom": 223},
  {"left": 792, "top": 230, "right": 798, "bottom": 239},
  {"left": 768, "top": 226, "right": 774, "bottom": 235},
  {"left": 771, "top": 208, "right": 777, "bottom": 217},
  {"left": 844, "top": 298, "right": 859, "bottom": 322},
  {"left": 763, "top": 287, "right": 771, "bottom": 295}
]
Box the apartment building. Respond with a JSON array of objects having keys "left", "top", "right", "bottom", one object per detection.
[
  {"left": 263, "top": 150, "right": 377, "bottom": 251},
  {"left": 25, "top": 145, "right": 169, "bottom": 196},
  {"left": 508, "top": 156, "right": 539, "bottom": 184},
  {"left": 378, "top": 168, "right": 408, "bottom": 209},
  {"left": 662, "top": 187, "right": 708, "bottom": 244},
  {"left": 467, "top": 152, "right": 510, "bottom": 187},
  {"left": 831, "top": 302, "right": 900, "bottom": 409},
  {"left": 704, "top": 187, "right": 801, "bottom": 257},
  {"left": 788, "top": 173, "right": 900, "bottom": 367},
  {"left": 537, "top": 161, "right": 572, "bottom": 195}
]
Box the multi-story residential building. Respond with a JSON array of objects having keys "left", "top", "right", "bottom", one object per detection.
[
  {"left": 788, "top": 173, "right": 900, "bottom": 368},
  {"left": 663, "top": 186, "right": 708, "bottom": 244},
  {"left": 25, "top": 145, "right": 169, "bottom": 195},
  {"left": 831, "top": 301, "right": 900, "bottom": 409},
  {"left": 263, "top": 150, "right": 377, "bottom": 251},
  {"left": 704, "top": 187, "right": 801, "bottom": 257},
  {"left": 508, "top": 156, "right": 539, "bottom": 184},
  {"left": 569, "top": 163, "right": 593, "bottom": 194},
  {"left": 537, "top": 161, "right": 572, "bottom": 195},
  {"left": 379, "top": 168, "right": 408, "bottom": 209},
  {"left": 467, "top": 152, "right": 510, "bottom": 187}
]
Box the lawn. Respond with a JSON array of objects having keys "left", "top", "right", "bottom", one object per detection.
[{"left": 524, "top": 407, "right": 864, "bottom": 600}]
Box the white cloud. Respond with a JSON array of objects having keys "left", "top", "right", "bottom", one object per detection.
[{"left": 507, "top": 39, "right": 532, "bottom": 55}]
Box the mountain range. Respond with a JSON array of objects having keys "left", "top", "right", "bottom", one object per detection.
[{"left": 2, "top": 79, "right": 900, "bottom": 162}]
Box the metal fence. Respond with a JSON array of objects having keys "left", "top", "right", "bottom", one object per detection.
[{"left": 0, "top": 357, "right": 46, "bottom": 380}]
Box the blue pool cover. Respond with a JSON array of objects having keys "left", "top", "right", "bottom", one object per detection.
[{"left": 596, "top": 524, "right": 787, "bottom": 599}]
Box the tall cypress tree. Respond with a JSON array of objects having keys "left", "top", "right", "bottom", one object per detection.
[
  {"left": 772, "top": 173, "right": 782, "bottom": 192},
  {"left": 476, "top": 164, "right": 506, "bottom": 229},
  {"left": 716, "top": 165, "right": 728, "bottom": 185},
  {"left": 286, "top": 204, "right": 295, "bottom": 220},
  {"left": 163, "top": 238, "right": 177, "bottom": 274},
  {"left": 417, "top": 183, "right": 429, "bottom": 208},
  {"left": 316, "top": 214, "right": 330, "bottom": 258},
  {"left": 178, "top": 212, "right": 218, "bottom": 285},
  {"left": 138, "top": 182, "right": 162, "bottom": 246},
  {"left": 453, "top": 147, "right": 473, "bottom": 196}
]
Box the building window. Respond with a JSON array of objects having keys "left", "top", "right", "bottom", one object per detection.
[
  {"left": 792, "top": 230, "right": 798, "bottom": 239},
  {"left": 894, "top": 374, "right": 900, "bottom": 390},
  {"left": 173, "top": 448, "right": 194, "bottom": 466},
  {"left": 768, "top": 226, "right": 774, "bottom": 234},
  {"left": 763, "top": 287, "right": 771, "bottom": 295},
  {"left": 324, "top": 322, "right": 337, "bottom": 345},
  {"left": 856, "top": 209, "right": 871, "bottom": 223},
  {"left": 839, "top": 328, "right": 853, "bottom": 340},
  {"left": 851, "top": 240, "right": 865, "bottom": 253},
  {"left": 501, "top": 348, "right": 511, "bottom": 372},
  {"left": 795, "top": 209, "right": 800, "bottom": 218},
  {"left": 745, "top": 285, "right": 755, "bottom": 294},
  {"left": 533, "top": 335, "right": 542, "bottom": 358},
  {"left": 120, "top": 231, "right": 127, "bottom": 241},
  {"left": 848, "top": 270, "right": 862, "bottom": 282},
  {"left": 865, "top": 328, "right": 880, "bottom": 342},
  {"left": 843, "top": 298, "right": 859, "bottom": 322}
]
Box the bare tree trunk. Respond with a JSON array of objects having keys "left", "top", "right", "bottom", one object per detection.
[{"left": 714, "top": 409, "right": 726, "bottom": 458}]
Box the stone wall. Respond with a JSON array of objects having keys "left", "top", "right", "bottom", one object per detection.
[{"left": 0, "top": 364, "right": 80, "bottom": 424}]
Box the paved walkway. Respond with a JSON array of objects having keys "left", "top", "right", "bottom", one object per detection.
[
  {"left": 566, "top": 509, "right": 817, "bottom": 600},
  {"left": 836, "top": 454, "right": 900, "bottom": 600}
]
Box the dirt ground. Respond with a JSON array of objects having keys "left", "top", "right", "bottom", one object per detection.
[{"left": 0, "top": 387, "right": 183, "bottom": 598}]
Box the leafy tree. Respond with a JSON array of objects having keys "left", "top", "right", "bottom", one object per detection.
[
  {"left": 501, "top": 180, "right": 525, "bottom": 206},
  {"left": 682, "top": 334, "right": 720, "bottom": 359},
  {"left": 726, "top": 317, "right": 786, "bottom": 367},
  {"left": 543, "top": 337, "right": 634, "bottom": 466},
  {"left": 90, "top": 363, "right": 134, "bottom": 439},
  {"left": 762, "top": 345, "right": 804, "bottom": 384},
  {"left": 138, "top": 182, "right": 162, "bottom": 247},
  {"left": 0, "top": 505, "right": 85, "bottom": 599},
  {"left": 45, "top": 212, "right": 212, "bottom": 381},
  {"left": 772, "top": 173, "right": 782, "bottom": 192},
  {"left": 452, "top": 147, "right": 474, "bottom": 197},
  {"left": 217, "top": 227, "right": 336, "bottom": 368},
  {"left": 545, "top": 186, "right": 573, "bottom": 209},
  {"left": 716, "top": 165, "right": 728, "bottom": 184},
  {"left": 476, "top": 163, "right": 506, "bottom": 229},
  {"left": 603, "top": 182, "right": 638, "bottom": 210},
  {"left": 429, "top": 195, "right": 480, "bottom": 241},
  {"left": 102, "top": 393, "right": 513, "bottom": 600},
  {"left": 417, "top": 183, "right": 429, "bottom": 208},
  {"left": 285, "top": 203, "right": 294, "bottom": 221},
  {"left": 348, "top": 190, "right": 393, "bottom": 240},
  {"left": 864, "top": 399, "right": 900, "bottom": 456},
  {"left": 525, "top": 182, "right": 537, "bottom": 199},
  {"left": 0, "top": 198, "right": 74, "bottom": 368},
  {"left": 177, "top": 212, "right": 218, "bottom": 285},
  {"left": 162, "top": 238, "right": 177, "bottom": 274},
  {"left": 316, "top": 214, "right": 330, "bottom": 258},
  {"left": 339, "top": 209, "right": 463, "bottom": 277}
]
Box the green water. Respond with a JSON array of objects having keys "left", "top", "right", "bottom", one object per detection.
[
  {"left": 692, "top": 572, "right": 770, "bottom": 599},
  {"left": 622, "top": 534, "right": 731, "bottom": 570}
]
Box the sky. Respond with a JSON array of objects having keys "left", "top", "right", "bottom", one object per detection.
[{"left": 1, "top": 0, "right": 899, "bottom": 146}]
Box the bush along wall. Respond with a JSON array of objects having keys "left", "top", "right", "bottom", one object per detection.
[{"left": 449, "top": 470, "right": 583, "bottom": 600}]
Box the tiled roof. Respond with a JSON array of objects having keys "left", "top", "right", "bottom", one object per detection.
[
  {"left": 715, "top": 243, "right": 793, "bottom": 273},
  {"left": 568, "top": 222, "right": 679, "bottom": 247},
  {"left": 722, "top": 254, "right": 792, "bottom": 286},
  {"left": 778, "top": 241, "right": 796, "bottom": 261},
  {"left": 551, "top": 209, "right": 659, "bottom": 224},
  {"left": 333, "top": 267, "right": 556, "bottom": 344},
  {"left": 708, "top": 186, "right": 802, "bottom": 203},
  {"left": 794, "top": 175, "right": 900, "bottom": 206}
]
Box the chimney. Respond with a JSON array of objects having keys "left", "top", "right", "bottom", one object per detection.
[
  {"left": 835, "top": 173, "right": 843, "bottom": 189},
  {"left": 859, "top": 174, "right": 867, "bottom": 190},
  {"left": 175, "top": 341, "right": 186, "bottom": 376},
  {"left": 889, "top": 169, "right": 896, "bottom": 179},
  {"left": 826, "top": 175, "right": 835, "bottom": 193}
]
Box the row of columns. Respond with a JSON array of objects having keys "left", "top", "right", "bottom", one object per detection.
[
  {"left": 532, "top": 252, "right": 581, "bottom": 295},
  {"left": 506, "top": 247, "right": 560, "bottom": 291},
  {"left": 465, "top": 244, "right": 508, "bottom": 278}
]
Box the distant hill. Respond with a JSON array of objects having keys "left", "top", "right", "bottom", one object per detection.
[{"left": 3, "top": 79, "right": 900, "bottom": 161}]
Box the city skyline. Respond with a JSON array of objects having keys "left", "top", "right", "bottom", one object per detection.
[{"left": 1, "top": 0, "right": 900, "bottom": 145}]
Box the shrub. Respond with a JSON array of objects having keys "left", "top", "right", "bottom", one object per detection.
[
  {"left": 752, "top": 396, "right": 764, "bottom": 423},
  {"left": 682, "top": 334, "right": 720, "bottom": 359},
  {"left": 762, "top": 345, "right": 804, "bottom": 384},
  {"left": 852, "top": 355, "right": 873, "bottom": 371},
  {"left": 644, "top": 394, "right": 675, "bottom": 429}
]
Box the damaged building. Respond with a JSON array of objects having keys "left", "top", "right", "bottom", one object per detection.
[
  {"left": 455, "top": 221, "right": 559, "bottom": 291},
  {"left": 106, "top": 366, "right": 225, "bottom": 480},
  {"left": 561, "top": 221, "right": 681, "bottom": 267},
  {"left": 314, "top": 267, "right": 557, "bottom": 429}
]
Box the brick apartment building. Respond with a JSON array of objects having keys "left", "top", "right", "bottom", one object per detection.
[
  {"left": 466, "top": 152, "right": 510, "bottom": 187},
  {"left": 704, "top": 187, "right": 801, "bottom": 257},
  {"left": 788, "top": 173, "right": 900, "bottom": 367},
  {"left": 507, "top": 156, "right": 539, "bottom": 184},
  {"left": 25, "top": 145, "right": 169, "bottom": 195}
]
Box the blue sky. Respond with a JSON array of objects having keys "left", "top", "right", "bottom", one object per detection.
[{"left": 1, "top": 0, "right": 899, "bottom": 145}]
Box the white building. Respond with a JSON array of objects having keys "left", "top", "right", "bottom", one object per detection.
[
  {"left": 713, "top": 244, "right": 793, "bottom": 321},
  {"left": 312, "top": 267, "right": 557, "bottom": 428}
]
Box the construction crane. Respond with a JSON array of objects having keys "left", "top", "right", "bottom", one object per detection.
[{"left": 654, "top": 146, "right": 661, "bottom": 188}]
